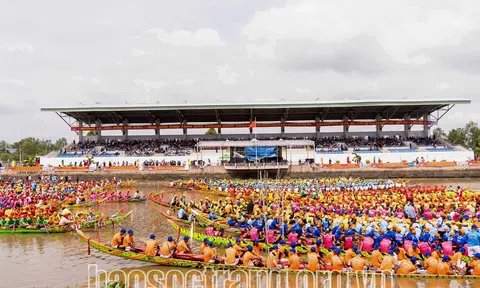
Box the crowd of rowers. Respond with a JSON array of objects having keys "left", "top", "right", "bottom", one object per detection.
[
  {"left": 0, "top": 177, "right": 130, "bottom": 229},
  {"left": 109, "top": 226, "right": 480, "bottom": 276},
  {"left": 158, "top": 178, "right": 480, "bottom": 276}
]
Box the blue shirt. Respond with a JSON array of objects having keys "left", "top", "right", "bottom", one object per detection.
[
  {"left": 178, "top": 209, "right": 186, "bottom": 219},
  {"left": 466, "top": 230, "right": 480, "bottom": 246}
]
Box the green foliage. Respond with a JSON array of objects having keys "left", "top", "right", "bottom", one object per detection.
[
  {"left": 432, "top": 127, "right": 446, "bottom": 138},
  {"left": 446, "top": 121, "right": 480, "bottom": 157},
  {"left": 205, "top": 128, "right": 217, "bottom": 135},
  {"left": 0, "top": 137, "right": 67, "bottom": 164},
  {"left": 86, "top": 131, "right": 96, "bottom": 137}
]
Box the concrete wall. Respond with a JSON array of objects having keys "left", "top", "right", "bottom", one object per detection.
[{"left": 314, "top": 151, "right": 473, "bottom": 164}]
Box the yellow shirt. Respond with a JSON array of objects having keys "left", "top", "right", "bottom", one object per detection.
[
  {"left": 160, "top": 241, "right": 176, "bottom": 256},
  {"left": 288, "top": 254, "right": 301, "bottom": 270},
  {"left": 307, "top": 252, "right": 319, "bottom": 272},
  {"left": 424, "top": 256, "right": 438, "bottom": 275},
  {"left": 331, "top": 255, "right": 343, "bottom": 272},
  {"left": 204, "top": 246, "right": 216, "bottom": 263},
  {"left": 225, "top": 247, "right": 237, "bottom": 265},
  {"left": 380, "top": 255, "right": 395, "bottom": 273},
  {"left": 122, "top": 234, "right": 134, "bottom": 247},
  {"left": 371, "top": 250, "right": 383, "bottom": 268},
  {"left": 145, "top": 239, "right": 159, "bottom": 256},
  {"left": 243, "top": 251, "right": 255, "bottom": 266},
  {"left": 469, "top": 260, "right": 480, "bottom": 276},
  {"left": 437, "top": 261, "right": 450, "bottom": 275},
  {"left": 397, "top": 260, "right": 416, "bottom": 275},
  {"left": 176, "top": 240, "right": 189, "bottom": 253},
  {"left": 350, "top": 256, "right": 367, "bottom": 272},
  {"left": 111, "top": 232, "right": 123, "bottom": 246},
  {"left": 266, "top": 250, "right": 279, "bottom": 269},
  {"left": 199, "top": 243, "right": 207, "bottom": 255}
]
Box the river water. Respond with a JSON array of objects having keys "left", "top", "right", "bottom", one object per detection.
[{"left": 1, "top": 180, "right": 480, "bottom": 288}]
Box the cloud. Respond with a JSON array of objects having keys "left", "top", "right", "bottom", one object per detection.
[
  {"left": 0, "top": 44, "right": 34, "bottom": 53},
  {"left": 0, "top": 78, "right": 25, "bottom": 85},
  {"left": 147, "top": 28, "right": 225, "bottom": 47}
]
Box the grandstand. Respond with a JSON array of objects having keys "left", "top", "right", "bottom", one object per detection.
[{"left": 39, "top": 99, "right": 474, "bottom": 168}]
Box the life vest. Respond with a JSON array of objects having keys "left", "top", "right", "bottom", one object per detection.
[
  {"left": 250, "top": 228, "right": 259, "bottom": 241},
  {"left": 442, "top": 241, "right": 453, "bottom": 256},
  {"left": 360, "top": 237, "right": 374, "bottom": 252},
  {"left": 418, "top": 242, "right": 431, "bottom": 255},
  {"left": 324, "top": 234, "right": 334, "bottom": 249},
  {"left": 287, "top": 232, "right": 298, "bottom": 243},
  {"left": 379, "top": 238, "right": 391, "bottom": 253},
  {"left": 267, "top": 230, "right": 275, "bottom": 244},
  {"left": 344, "top": 236, "right": 353, "bottom": 249},
  {"left": 403, "top": 240, "right": 413, "bottom": 252},
  {"left": 205, "top": 227, "right": 215, "bottom": 236}
]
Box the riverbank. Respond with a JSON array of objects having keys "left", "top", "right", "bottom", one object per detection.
[{"left": 3, "top": 165, "right": 480, "bottom": 180}]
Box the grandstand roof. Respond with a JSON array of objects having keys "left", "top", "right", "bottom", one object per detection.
[
  {"left": 42, "top": 98, "right": 470, "bottom": 125},
  {"left": 197, "top": 139, "right": 314, "bottom": 148}
]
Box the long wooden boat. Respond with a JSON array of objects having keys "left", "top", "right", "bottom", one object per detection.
[
  {"left": 165, "top": 219, "right": 306, "bottom": 253},
  {"left": 65, "top": 198, "right": 106, "bottom": 208},
  {"left": 0, "top": 211, "right": 133, "bottom": 234},
  {"left": 157, "top": 210, "right": 208, "bottom": 228},
  {"left": 75, "top": 229, "right": 478, "bottom": 280},
  {"left": 100, "top": 198, "right": 147, "bottom": 204}
]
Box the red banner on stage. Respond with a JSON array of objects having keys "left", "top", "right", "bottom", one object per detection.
[
  {"left": 71, "top": 120, "right": 432, "bottom": 132},
  {"left": 418, "top": 161, "right": 457, "bottom": 167},
  {"left": 54, "top": 167, "right": 89, "bottom": 172},
  {"left": 371, "top": 162, "right": 410, "bottom": 168},
  {"left": 7, "top": 167, "right": 42, "bottom": 172},
  {"left": 468, "top": 161, "right": 480, "bottom": 166},
  {"left": 321, "top": 163, "right": 360, "bottom": 169}
]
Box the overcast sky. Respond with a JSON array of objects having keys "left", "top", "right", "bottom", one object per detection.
[{"left": 1, "top": 0, "right": 479, "bottom": 142}]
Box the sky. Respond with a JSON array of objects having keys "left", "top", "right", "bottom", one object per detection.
[{"left": 1, "top": 0, "right": 480, "bottom": 142}]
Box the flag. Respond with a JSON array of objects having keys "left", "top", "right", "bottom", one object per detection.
[{"left": 249, "top": 120, "right": 256, "bottom": 129}]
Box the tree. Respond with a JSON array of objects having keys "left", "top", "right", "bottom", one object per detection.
[
  {"left": 447, "top": 128, "right": 466, "bottom": 146},
  {"left": 86, "top": 131, "right": 96, "bottom": 137},
  {"left": 205, "top": 128, "right": 217, "bottom": 135},
  {"left": 433, "top": 127, "right": 446, "bottom": 139}
]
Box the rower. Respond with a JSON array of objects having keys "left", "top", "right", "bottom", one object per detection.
[
  {"left": 349, "top": 251, "right": 367, "bottom": 272},
  {"left": 224, "top": 243, "right": 239, "bottom": 266},
  {"left": 111, "top": 228, "right": 126, "bottom": 249},
  {"left": 199, "top": 238, "right": 209, "bottom": 254},
  {"left": 331, "top": 248, "right": 344, "bottom": 272},
  {"left": 380, "top": 250, "right": 396, "bottom": 274},
  {"left": 396, "top": 256, "right": 418, "bottom": 275},
  {"left": 242, "top": 246, "right": 261, "bottom": 267},
  {"left": 287, "top": 248, "right": 301, "bottom": 270},
  {"left": 252, "top": 238, "right": 264, "bottom": 257},
  {"left": 233, "top": 238, "right": 247, "bottom": 257},
  {"left": 178, "top": 208, "right": 187, "bottom": 220},
  {"left": 203, "top": 241, "right": 217, "bottom": 264},
  {"left": 437, "top": 256, "right": 453, "bottom": 275},
  {"left": 59, "top": 212, "right": 74, "bottom": 227},
  {"left": 307, "top": 247, "right": 320, "bottom": 272},
  {"left": 145, "top": 234, "right": 159, "bottom": 256},
  {"left": 177, "top": 236, "right": 193, "bottom": 254},
  {"left": 86, "top": 212, "right": 96, "bottom": 222},
  {"left": 266, "top": 245, "right": 281, "bottom": 269},
  {"left": 160, "top": 236, "right": 177, "bottom": 258},
  {"left": 424, "top": 252, "right": 439, "bottom": 275},
  {"left": 134, "top": 191, "right": 140, "bottom": 199},
  {"left": 123, "top": 229, "right": 135, "bottom": 252}
]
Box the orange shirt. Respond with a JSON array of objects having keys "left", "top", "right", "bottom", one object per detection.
[
  {"left": 432, "top": 251, "right": 441, "bottom": 261},
  {"left": 350, "top": 256, "right": 367, "bottom": 272},
  {"left": 266, "top": 250, "right": 279, "bottom": 268},
  {"left": 424, "top": 257, "right": 438, "bottom": 275},
  {"left": 396, "top": 260, "right": 416, "bottom": 275},
  {"left": 288, "top": 253, "right": 301, "bottom": 270},
  {"left": 469, "top": 260, "right": 480, "bottom": 276},
  {"left": 307, "top": 252, "right": 319, "bottom": 272},
  {"left": 252, "top": 244, "right": 263, "bottom": 256},
  {"left": 160, "top": 241, "right": 176, "bottom": 256},
  {"left": 343, "top": 249, "right": 355, "bottom": 265},
  {"left": 324, "top": 251, "right": 334, "bottom": 266},
  {"left": 380, "top": 255, "right": 396, "bottom": 273},
  {"left": 225, "top": 247, "right": 237, "bottom": 265},
  {"left": 437, "top": 261, "right": 451, "bottom": 275},
  {"left": 397, "top": 248, "right": 407, "bottom": 261},
  {"left": 111, "top": 232, "right": 123, "bottom": 246},
  {"left": 145, "top": 239, "right": 159, "bottom": 256},
  {"left": 123, "top": 234, "right": 134, "bottom": 247},
  {"left": 243, "top": 251, "right": 256, "bottom": 266},
  {"left": 199, "top": 243, "right": 207, "bottom": 254},
  {"left": 233, "top": 244, "right": 244, "bottom": 255},
  {"left": 204, "top": 246, "right": 216, "bottom": 263},
  {"left": 176, "top": 240, "right": 189, "bottom": 253},
  {"left": 452, "top": 252, "right": 463, "bottom": 266},
  {"left": 371, "top": 250, "right": 383, "bottom": 268},
  {"left": 331, "top": 255, "right": 343, "bottom": 272},
  {"left": 407, "top": 247, "right": 420, "bottom": 257}
]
